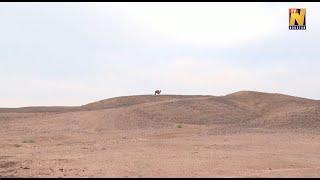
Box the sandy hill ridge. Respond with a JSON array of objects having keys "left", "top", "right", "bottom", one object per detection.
[{"left": 1, "top": 91, "right": 320, "bottom": 132}]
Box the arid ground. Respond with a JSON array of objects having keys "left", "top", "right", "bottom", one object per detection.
[{"left": 1, "top": 91, "right": 320, "bottom": 177}]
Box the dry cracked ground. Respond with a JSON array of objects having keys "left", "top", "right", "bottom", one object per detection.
[{"left": 1, "top": 91, "right": 320, "bottom": 177}]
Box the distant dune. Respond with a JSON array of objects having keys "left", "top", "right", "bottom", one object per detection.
[{"left": 1, "top": 91, "right": 319, "bottom": 131}]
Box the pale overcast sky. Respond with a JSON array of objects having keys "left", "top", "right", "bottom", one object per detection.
[{"left": 1, "top": 2, "right": 319, "bottom": 107}]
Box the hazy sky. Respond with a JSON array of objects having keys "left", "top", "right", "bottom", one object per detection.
[{"left": 1, "top": 2, "right": 319, "bottom": 107}]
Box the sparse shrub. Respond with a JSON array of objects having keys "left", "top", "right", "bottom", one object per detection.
[
  {"left": 22, "top": 139, "right": 35, "bottom": 143},
  {"left": 14, "top": 144, "right": 21, "bottom": 147},
  {"left": 176, "top": 124, "right": 182, "bottom": 128}
]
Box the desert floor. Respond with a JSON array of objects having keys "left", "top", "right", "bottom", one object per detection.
[{"left": 1, "top": 122, "right": 320, "bottom": 177}]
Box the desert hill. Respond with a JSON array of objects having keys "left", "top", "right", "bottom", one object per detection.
[
  {"left": 1, "top": 91, "right": 319, "bottom": 132},
  {"left": 2, "top": 91, "right": 320, "bottom": 177}
]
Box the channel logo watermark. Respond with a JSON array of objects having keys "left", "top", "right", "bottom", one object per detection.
[{"left": 289, "top": 8, "right": 306, "bottom": 30}]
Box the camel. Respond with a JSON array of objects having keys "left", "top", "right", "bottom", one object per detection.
[{"left": 154, "top": 90, "right": 161, "bottom": 95}]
